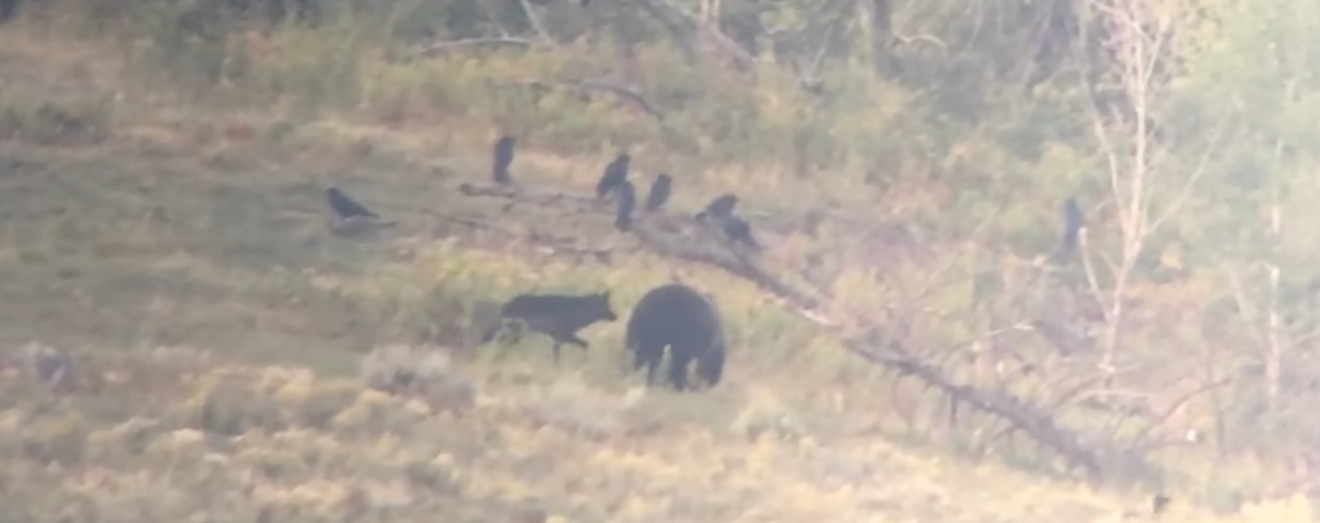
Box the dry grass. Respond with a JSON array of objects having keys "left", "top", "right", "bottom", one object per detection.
[
  {"left": 0, "top": 15, "right": 1312, "bottom": 523},
  {"left": 4, "top": 344, "right": 1304, "bottom": 523}
]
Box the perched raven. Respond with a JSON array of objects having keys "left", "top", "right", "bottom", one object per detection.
[
  {"left": 696, "top": 193, "right": 737, "bottom": 221},
  {"left": 493, "top": 135, "right": 516, "bottom": 185},
  {"left": 326, "top": 187, "right": 379, "bottom": 220},
  {"left": 615, "top": 180, "right": 637, "bottom": 231},
  {"left": 0, "top": 0, "right": 21, "bottom": 23},
  {"left": 645, "top": 173, "right": 672, "bottom": 212},
  {"left": 596, "top": 153, "right": 631, "bottom": 198},
  {"left": 326, "top": 187, "right": 396, "bottom": 235},
  {"left": 1151, "top": 494, "right": 1171, "bottom": 516},
  {"left": 722, "top": 214, "right": 761, "bottom": 252},
  {"left": 1061, "top": 197, "right": 1083, "bottom": 253}
]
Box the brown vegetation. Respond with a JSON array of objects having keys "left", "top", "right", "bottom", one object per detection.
[{"left": 1, "top": 0, "right": 1319, "bottom": 520}]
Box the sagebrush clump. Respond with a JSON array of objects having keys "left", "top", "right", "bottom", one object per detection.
[{"left": 360, "top": 344, "right": 475, "bottom": 413}]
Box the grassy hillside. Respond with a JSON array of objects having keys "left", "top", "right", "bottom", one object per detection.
[
  {"left": 6, "top": 343, "right": 1253, "bottom": 523},
  {"left": 0, "top": 0, "right": 1317, "bottom": 521}
]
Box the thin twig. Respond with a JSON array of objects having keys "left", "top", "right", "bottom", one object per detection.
[
  {"left": 518, "top": 0, "right": 559, "bottom": 47},
  {"left": 420, "top": 37, "right": 541, "bottom": 57}
]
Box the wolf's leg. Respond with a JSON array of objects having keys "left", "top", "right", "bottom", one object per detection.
[
  {"left": 565, "top": 334, "right": 590, "bottom": 350},
  {"left": 506, "top": 320, "right": 526, "bottom": 344},
  {"left": 479, "top": 318, "right": 505, "bottom": 344}
]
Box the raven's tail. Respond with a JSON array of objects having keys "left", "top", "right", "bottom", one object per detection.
[{"left": 1060, "top": 229, "right": 1079, "bottom": 253}]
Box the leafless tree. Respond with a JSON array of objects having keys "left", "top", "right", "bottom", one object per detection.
[{"left": 1081, "top": 0, "right": 1223, "bottom": 390}]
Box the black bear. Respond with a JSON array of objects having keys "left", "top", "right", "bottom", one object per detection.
[
  {"left": 625, "top": 283, "right": 726, "bottom": 391},
  {"left": 644, "top": 173, "right": 672, "bottom": 212},
  {"left": 493, "top": 135, "right": 516, "bottom": 185},
  {"left": 482, "top": 291, "right": 618, "bottom": 364},
  {"left": 596, "top": 153, "right": 631, "bottom": 198}
]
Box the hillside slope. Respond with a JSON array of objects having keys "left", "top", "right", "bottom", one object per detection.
[{"left": 0, "top": 20, "right": 1308, "bottom": 523}]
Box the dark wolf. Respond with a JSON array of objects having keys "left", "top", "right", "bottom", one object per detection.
[
  {"left": 696, "top": 193, "right": 737, "bottom": 221},
  {"left": 596, "top": 153, "right": 631, "bottom": 198},
  {"left": 615, "top": 180, "right": 637, "bottom": 231},
  {"left": 492, "top": 135, "right": 516, "bottom": 185},
  {"left": 481, "top": 291, "right": 618, "bottom": 364},
  {"left": 1061, "top": 197, "right": 1083, "bottom": 254},
  {"left": 644, "top": 173, "right": 672, "bottom": 212},
  {"left": 625, "top": 283, "right": 727, "bottom": 391}
]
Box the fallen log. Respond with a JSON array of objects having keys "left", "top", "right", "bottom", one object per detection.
[
  {"left": 419, "top": 37, "right": 542, "bottom": 57},
  {"left": 458, "top": 181, "right": 609, "bottom": 215},
  {"left": 846, "top": 334, "right": 1103, "bottom": 481},
  {"left": 454, "top": 175, "right": 1112, "bottom": 483},
  {"left": 417, "top": 208, "right": 614, "bottom": 264}
]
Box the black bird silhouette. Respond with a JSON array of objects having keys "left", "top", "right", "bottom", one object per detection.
[
  {"left": 596, "top": 153, "right": 631, "bottom": 198},
  {"left": 645, "top": 173, "right": 672, "bottom": 212},
  {"left": 0, "top": 0, "right": 19, "bottom": 23},
  {"left": 722, "top": 214, "right": 761, "bottom": 252},
  {"left": 1151, "top": 494, "right": 1170, "bottom": 516},
  {"left": 697, "top": 193, "right": 737, "bottom": 221},
  {"left": 1061, "top": 197, "right": 1083, "bottom": 253},
  {"left": 615, "top": 180, "right": 637, "bottom": 231},
  {"left": 493, "top": 135, "right": 516, "bottom": 185},
  {"left": 326, "top": 187, "right": 379, "bottom": 220}
]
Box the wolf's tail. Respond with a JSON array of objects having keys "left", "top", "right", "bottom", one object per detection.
[{"left": 480, "top": 319, "right": 504, "bottom": 344}]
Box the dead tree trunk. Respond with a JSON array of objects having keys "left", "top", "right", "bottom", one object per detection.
[
  {"left": 458, "top": 179, "right": 1115, "bottom": 482},
  {"left": 631, "top": 0, "right": 752, "bottom": 73},
  {"left": 1081, "top": 0, "right": 1216, "bottom": 390},
  {"left": 856, "top": 0, "right": 892, "bottom": 70}
]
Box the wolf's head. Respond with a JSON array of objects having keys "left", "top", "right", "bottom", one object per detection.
[{"left": 580, "top": 291, "right": 618, "bottom": 324}]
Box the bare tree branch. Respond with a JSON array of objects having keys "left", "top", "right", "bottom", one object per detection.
[
  {"left": 1125, "top": 375, "right": 1231, "bottom": 454},
  {"left": 456, "top": 177, "right": 1114, "bottom": 482},
  {"left": 518, "top": 0, "right": 559, "bottom": 47},
  {"left": 1146, "top": 118, "right": 1227, "bottom": 233},
  {"left": 420, "top": 37, "right": 542, "bottom": 57},
  {"left": 487, "top": 78, "right": 667, "bottom": 122},
  {"left": 631, "top": 0, "right": 753, "bottom": 72}
]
